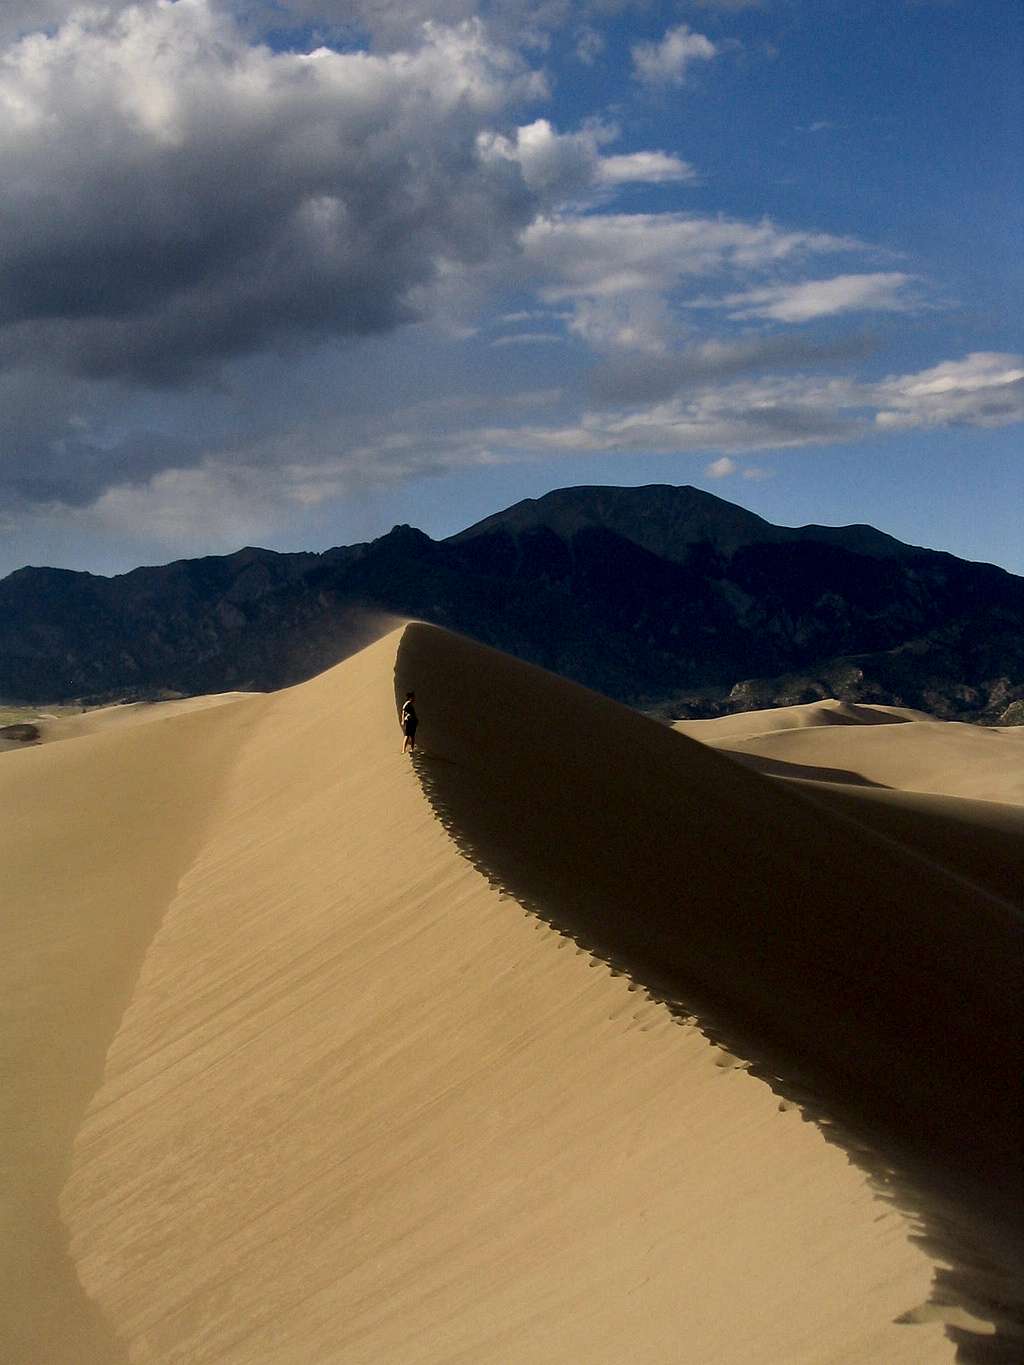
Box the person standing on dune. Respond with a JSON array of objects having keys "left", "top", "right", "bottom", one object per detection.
[{"left": 401, "top": 691, "right": 418, "bottom": 753}]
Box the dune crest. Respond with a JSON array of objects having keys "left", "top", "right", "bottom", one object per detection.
[{"left": 4, "top": 625, "right": 1020, "bottom": 1361}]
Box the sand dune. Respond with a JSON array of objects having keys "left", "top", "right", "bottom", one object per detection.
[
  {"left": 0, "top": 692, "right": 254, "bottom": 752},
  {"left": 674, "top": 702, "right": 1024, "bottom": 805},
  {"left": 2, "top": 625, "right": 1021, "bottom": 1363},
  {"left": 675, "top": 698, "right": 935, "bottom": 742},
  {"left": 673, "top": 700, "right": 1024, "bottom": 907}
]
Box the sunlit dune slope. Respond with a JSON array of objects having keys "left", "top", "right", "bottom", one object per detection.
[
  {"left": 675, "top": 698, "right": 934, "bottom": 742},
  {"left": 3, "top": 624, "right": 1020, "bottom": 1363},
  {"left": 1, "top": 695, "right": 264, "bottom": 1364},
  {"left": 0, "top": 692, "right": 254, "bottom": 752},
  {"left": 674, "top": 703, "right": 1024, "bottom": 805}
]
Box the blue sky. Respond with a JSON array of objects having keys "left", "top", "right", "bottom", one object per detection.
[{"left": 0, "top": 0, "right": 1020, "bottom": 577}]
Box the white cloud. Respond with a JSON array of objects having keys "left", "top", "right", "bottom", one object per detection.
[
  {"left": 347, "top": 352, "right": 1024, "bottom": 471},
  {"left": 632, "top": 25, "right": 717, "bottom": 87},
  {"left": 706, "top": 456, "right": 737, "bottom": 477},
  {"left": 478, "top": 118, "right": 608, "bottom": 200},
  {"left": 703, "top": 456, "right": 774, "bottom": 481},
  {"left": 522, "top": 213, "right": 858, "bottom": 306},
  {"left": 597, "top": 151, "right": 697, "bottom": 185},
  {"left": 88, "top": 463, "right": 289, "bottom": 553},
  {"left": 575, "top": 25, "right": 604, "bottom": 64},
  {"left": 566, "top": 294, "right": 677, "bottom": 353},
  {"left": 874, "top": 352, "right": 1024, "bottom": 429},
  {"left": 721, "top": 273, "right": 915, "bottom": 322},
  {"left": 497, "top": 310, "right": 561, "bottom": 323},
  {"left": 513, "top": 212, "right": 862, "bottom": 355},
  {"left": 489, "top": 332, "right": 565, "bottom": 345},
  {"left": 470, "top": 373, "right": 861, "bottom": 458},
  {"left": 456, "top": 353, "right": 1024, "bottom": 465},
  {"left": 478, "top": 119, "right": 694, "bottom": 203},
  {"left": 0, "top": 1, "right": 133, "bottom": 44}
]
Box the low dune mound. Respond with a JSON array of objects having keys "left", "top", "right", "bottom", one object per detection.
[
  {"left": 0, "top": 691, "right": 258, "bottom": 753},
  {"left": 678, "top": 710, "right": 1024, "bottom": 805},
  {"left": 674, "top": 697, "right": 932, "bottom": 743},
  {"left": 2, "top": 624, "right": 1020, "bottom": 1363}
]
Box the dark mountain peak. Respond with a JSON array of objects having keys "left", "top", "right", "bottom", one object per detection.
[
  {"left": 373, "top": 524, "right": 435, "bottom": 554},
  {"left": 449, "top": 484, "right": 767, "bottom": 559},
  {"left": 225, "top": 546, "right": 284, "bottom": 566},
  {"left": 1, "top": 563, "right": 98, "bottom": 587},
  {"left": 448, "top": 483, "right": 912, "bottom": 563}
]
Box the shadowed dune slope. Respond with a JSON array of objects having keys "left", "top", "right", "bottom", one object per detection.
[
  {"left": 772, "top": 784, "right": 1024, "bottom": 912},
  {"left": 672, "top": 701, "right": 1024, "bottom": 910},
  {"left": 3, "top": 624, "right": 1020, "bottom": 1362},
  {"left": 397, "top": 626, "right": 1022, "bottom": 1207}
]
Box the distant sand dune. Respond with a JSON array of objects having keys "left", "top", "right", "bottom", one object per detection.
[
  {"left": 0, "top": 692, "right": 254, "bottom": 752},
  {"left": 675, "top": 698, "right": 934, "bottom": 743},
  {"left": 2, "top": 626, "right": 1020, "bottom": 1363},
  {"left": 674, "top": 702, "right": 1024, "bottom": 805}
]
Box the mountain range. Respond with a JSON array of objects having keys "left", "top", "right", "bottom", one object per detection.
[{"left": 2, "top": 484, "right": 1021, "bottom": 723}]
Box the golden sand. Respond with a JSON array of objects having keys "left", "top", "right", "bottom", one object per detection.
[{"left": 2, "top": 625, "right": 1020, "bottom": 1362}]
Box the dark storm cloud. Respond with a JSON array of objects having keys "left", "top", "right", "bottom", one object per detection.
[
  {"left": 0, "top": 363, "right": 209, "bottom": 506},
  {"left": 0, "top": 2, "right": 540, "bottom": 385},
  {"left": 7, "top": 426, "right": 203, "bottom": 507}
]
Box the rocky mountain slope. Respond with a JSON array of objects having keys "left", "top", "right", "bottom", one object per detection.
[{"left": 2, "top": 485, "right": 1021, "bottom": 722}]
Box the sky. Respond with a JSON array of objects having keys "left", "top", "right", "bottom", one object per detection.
[{"left": 0, "top": 0, "right": 1021, "bottom": 579}]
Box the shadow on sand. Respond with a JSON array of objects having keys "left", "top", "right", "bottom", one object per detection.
[
  {"left": 718, "top": 748, "right": 891, "bottom": 788},
  {"left": 398, "top": 623, "right": 1024, "bottom": 1363}
]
